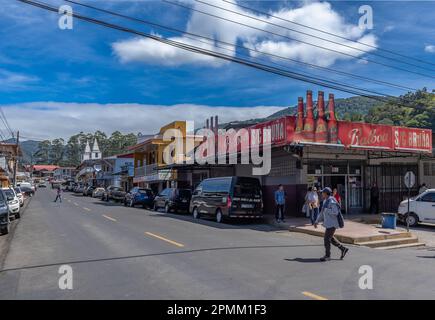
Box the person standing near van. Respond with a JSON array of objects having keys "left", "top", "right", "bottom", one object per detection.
[
  {"left": 275, "top": 184, "right": 286, "bottom": 223},
  {"left": 54, "top": 186, "right": 62, "bottom": 203},
  {"left": 314, "top": 187, "right": 348, "bottom": 262}
]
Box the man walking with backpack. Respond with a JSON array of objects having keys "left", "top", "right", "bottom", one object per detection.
[{"left": 314, "top": 187, "right": 348, "bottom": 262}]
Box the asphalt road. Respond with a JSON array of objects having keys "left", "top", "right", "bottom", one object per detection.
[{"left": 1, "top": 188, "right": 435, "bottom": 300}]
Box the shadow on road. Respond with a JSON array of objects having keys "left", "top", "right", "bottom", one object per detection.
[
  {"left": 285, "top": 258, "right": 340, "bottom": 263},
  {"left": 146, "top": 211, "right": 278, "bottom": 232},
  {"left": 0, "top": 244, "right": 321, "bottom": 273}
]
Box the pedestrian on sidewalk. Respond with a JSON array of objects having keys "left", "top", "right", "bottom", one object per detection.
[
  {"left": 333, "top": 188, "right": 341, "bottom": 205},
  {"left": 274, "top": 184, "right": 286, "bottom": 223},
  {"left": 419, "top": 183, "right": 428, "bottom": 194},
  {"left": 54, "top": 186, "right": 62, "bottom": 203},
  {"left": 306, "top": 187, "right": 319, "bottom": 225},
  {"left": 370, "top": 182, "right": 379, "bottom": 214},
  {"left": 314, "top": 187, "right": 348, "bottom": 262}
]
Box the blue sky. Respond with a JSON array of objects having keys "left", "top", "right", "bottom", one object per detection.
[{"left": 0, "top": 0, "right": 434, "bottom": 139}]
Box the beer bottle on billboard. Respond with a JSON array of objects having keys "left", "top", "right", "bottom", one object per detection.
[
  {"left": 328, "top": 93, "right": 338, "bottom": 144},
  {"left": 303, "top": 90, "right": 315, "bottom": 142},
  {"left": 294, "top": 97, "right": 304, "bottom": 141},
  {"left": 315, "top": 91, "right": 328, "bottom": 143}
]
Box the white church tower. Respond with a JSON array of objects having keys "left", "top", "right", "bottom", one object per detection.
[
  {"left": 91, "top": 139, "right": 101, "bottom": 160},
  {"left": 82, "top": 140, "right": 91, "bottom": 161}
]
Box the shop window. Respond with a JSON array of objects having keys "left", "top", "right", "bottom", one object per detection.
[
  {"left": 307, "top": 163, "right": 322, "bottom": 175},
  {"left": 349, "top": 165, "right": 361, "bottom": 175},
  {"left": 423, "top": 163, "right": 431, "bottom": 176}
]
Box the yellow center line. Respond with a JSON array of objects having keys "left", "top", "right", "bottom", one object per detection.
[
  {"left": 145, "top": 232, "right": 185, "bottom": 248},
  {"left": 102, "top": 214, "right": 117, "bottom": 222},
  {"left": 301, "top": 291, "right": 328, "bottom": 300},
  {"left": 83, "top": 207, "right": 91, "bottom": 212}
]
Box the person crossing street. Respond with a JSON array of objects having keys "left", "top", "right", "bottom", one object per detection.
[
  {"left": 54, "top": 186, "right": 62, "bottom": 203},
  {"left": 314, "top": 187, "right": 348, "bottom": 262}
]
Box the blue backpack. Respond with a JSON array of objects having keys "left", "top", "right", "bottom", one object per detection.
[{"left": 325, "top": 197, "right": 345, "bottom": 228}]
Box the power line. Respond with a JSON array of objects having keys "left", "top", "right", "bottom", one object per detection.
[
  {"left": 163, "top": 0, "right": 435, "bottom": 79},
  {"left": 222, "top": 0, "right": 435, "bottom": 68},
  {"left": 64, "top": 0, "right": 417, "bottom": 91},
  {"left": 17, "top": 0, "right": 423, "bottom": 110},
  {"left": 0, "top": 106, "right": 14, "bottom": 139},
  {"left": 196, "top": 0, "right": 435, "bottom": 72}
]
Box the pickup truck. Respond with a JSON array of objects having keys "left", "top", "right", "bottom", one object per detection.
[{"left": 102, "top": 186, "right": 126, "bottom": 202}]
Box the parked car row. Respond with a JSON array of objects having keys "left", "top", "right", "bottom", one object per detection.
[
  {"left": 63, "top": 176, "right": 264, "bottom": 224},
  {"left": 0, "top": 186, "right": 32, "bottom": 235}
]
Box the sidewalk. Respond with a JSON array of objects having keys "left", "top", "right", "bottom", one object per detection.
[{"left": 264, "top": 215, "right": 423, "bottom": 248}]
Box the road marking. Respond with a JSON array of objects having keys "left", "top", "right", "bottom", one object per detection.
[
  {"left": 73, "top": 202, "right": 79, "bottom": 206},
  {"left": 102, "top": 214, "right": 117, "bottom": 222},
  {"left": 83, "top": 207, "right": 91, "bottom": 212},
  {"left": 145, "top": 232, "right": 185, "bottom": 248},
  {"left": 301, "top": 291, "right": 328, "bottom": 300},
  {"left": 67, "top": 199, "right": 71, "bottom": 202}
]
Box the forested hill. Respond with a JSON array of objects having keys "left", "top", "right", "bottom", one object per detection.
[
  {"left": 221, "top": 88, "right": 434, "bottom": 130},
  {"left": 267, "top": 95, "right": 381, "bottom": 121}
]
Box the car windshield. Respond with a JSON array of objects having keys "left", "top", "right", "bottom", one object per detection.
[
  {"left": 138, "top": 189, "right": 151, "bottom": 194},
  {"left": 4, "top": 189, "right": 14, "bottom": 198}
]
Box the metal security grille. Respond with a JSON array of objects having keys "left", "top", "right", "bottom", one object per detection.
[
  {"left": 365, "top": 164, "right": 419, "bottom": 212},
  {"left": 269, "top": 156, "right": 297, "bottom": 177}
]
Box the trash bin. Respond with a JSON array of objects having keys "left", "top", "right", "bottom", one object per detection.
[{"left": 381, "top": 213, "right": 397, "bottom": 229}]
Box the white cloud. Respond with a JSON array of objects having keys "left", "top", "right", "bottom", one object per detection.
[
  {"left": 112, "top": 1, "right": 377, "bottom": 67},
  {"left": 425, "top": 45, "right": 435, "bottom": 53},
  {"left": 0, "top": 69, "right": 39, "bottom": 90},
  {"left": 2, "top": 102, "right": 283, "bottom": 140}
]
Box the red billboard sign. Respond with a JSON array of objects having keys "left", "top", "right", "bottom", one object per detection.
[
  {"left": 393, "top": 126, "right": 432, "bottom": 152},
  {"left": 246, "top": 116, "right": 432, "bottom": 153}
]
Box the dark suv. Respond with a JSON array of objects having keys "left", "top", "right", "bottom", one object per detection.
[
  {"left": 0, "top": 190, "right": 10, "bottom": 235},
  {"left": 190, "top": 176, "right": 263, "bottom": 223},
  {"left": 124, "top": 187, "right": 154, "bottom": 208},
  {"left": 153, "top": 188, "right": 192, "bottom": 213}
]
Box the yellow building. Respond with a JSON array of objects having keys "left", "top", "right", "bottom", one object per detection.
[{"left": 131, "top": 121, "right": 188, "bottom": 193}]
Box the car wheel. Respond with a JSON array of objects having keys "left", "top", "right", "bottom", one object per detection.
[
  {"left": 15, "top": 212, "right": 20, "bottom": 219},
  {"left": 1, "top": 224, "right": 9, "bottom": 235},
  {"left": 216, "top": 209, "right": 224, "bottom": 223},
  {"left": 129, "top": 199, "right": 134, "bottom": 207},
  {"left": 123, "top": 199, "right": 127, "bottom": 206},
  {"left": 406, "top": 213, "right": 419, "bottom": 227},
  {"left": 153, "top": 203, "right": 158, "bottom": 211},
  {"left": 192, "top": 207, "right": 200, "bottom": 219},
  {"left": 165, "top": 203, "right": 171, "bottom": 213}
]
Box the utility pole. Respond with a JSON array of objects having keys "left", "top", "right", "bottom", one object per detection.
[{"left": 13, "top": 131, "right": 19, "bottom": 187}]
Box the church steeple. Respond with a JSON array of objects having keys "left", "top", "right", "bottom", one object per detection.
[
  {"left": 82, "top": 140, "right": 91, "bottom": 161},
  {"left": 91, "top": 139, "right": 101, "bottom": 160}
]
